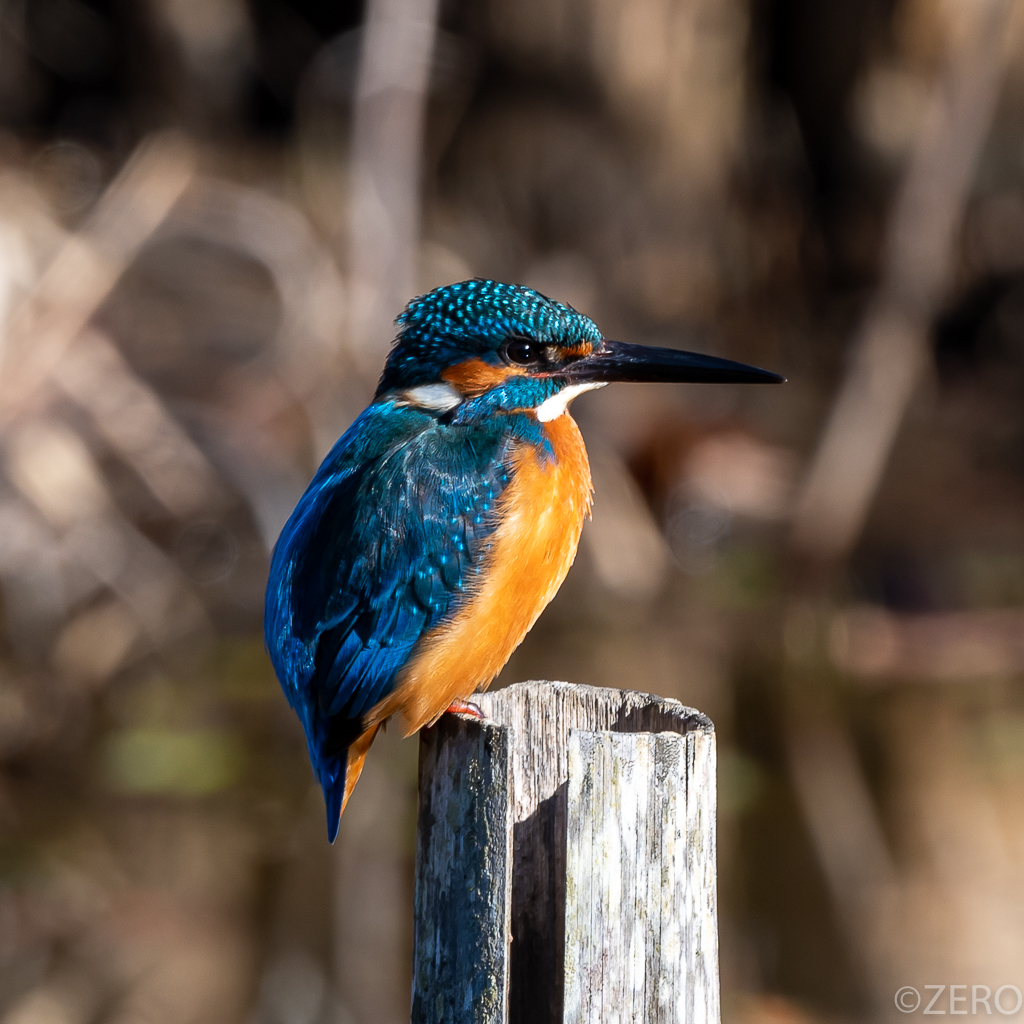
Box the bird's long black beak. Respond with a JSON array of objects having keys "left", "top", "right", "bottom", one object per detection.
[{"left": 564, "top": 340, "right": 785, "bottom": 385}]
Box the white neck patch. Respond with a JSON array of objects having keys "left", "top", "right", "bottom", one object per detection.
[
  {"left": 535, "top": 381, "right": 607, "bottom": 422},
  {"left": 402, "top": 382, "right": 462, "bottom": 413}
]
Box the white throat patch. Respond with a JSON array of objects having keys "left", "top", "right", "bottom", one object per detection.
[
  {"left": 402, "top": 382, "right": 462, "bottom": 413},
  {"left": 535, "top": 382, "right": 607, "bottom": 422}
]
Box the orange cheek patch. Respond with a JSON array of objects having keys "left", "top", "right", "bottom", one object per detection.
[{"left": 442, "top": 358, "right": 520, "bottom": 396}]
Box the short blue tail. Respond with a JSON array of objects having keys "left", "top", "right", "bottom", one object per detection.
[{"left": 320, "top": 756, "right": 347, "bottom": 844}]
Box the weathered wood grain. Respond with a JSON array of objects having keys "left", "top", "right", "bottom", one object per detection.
[
  {"left": 411, "top": 713, "right": 512, "bottom": 1024},
  {"left": 412, "top": 682, "right": 719, "bottom": 1024},
  {"left": 563, "top": 730, "right": 718, "bottom": 1024}
]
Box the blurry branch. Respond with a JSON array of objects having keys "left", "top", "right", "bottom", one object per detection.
[
  {"left": 52, "top": 329, "right": 227, "bottom": 520},
  {"left": 789, "top": 0, "right": 1015, "bottom": 562},
  {"left": 829, "top": 605, "right": 1024, "bottom": 683},
  {"left": 348, "top": 0, "right": 440, "bottom": 375},
  {"left": 149, "top": 0, "right": 253, "bottom": 129},
  {"left": 785, "top": 713, "right": 895, "bottom": 933},
  {"left": 4, "top": 418, "right": 211, "bottom": 657},
  {"left": 0, "top": 132, "right": 196, "bottom": 427},
  {"left": 168, "top": 179, "right": 352, "bottom": 459}
]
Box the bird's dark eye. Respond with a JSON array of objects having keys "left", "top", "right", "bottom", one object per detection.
[{"left": 504, "top": 338, "right": 539, "bottom": 365}]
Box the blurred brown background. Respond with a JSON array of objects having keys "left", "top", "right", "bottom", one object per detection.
[{"left": 0, "top": 0, "right": 1023, "bottom": 1022}]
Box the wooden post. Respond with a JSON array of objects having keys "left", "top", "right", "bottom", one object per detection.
[{"left": 411, "top": 682, "right": 718, "bottom": 1024}]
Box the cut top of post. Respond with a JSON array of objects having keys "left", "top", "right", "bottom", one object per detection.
[{"left": 474, "top": 681, "right": 712, "bottom": 827}]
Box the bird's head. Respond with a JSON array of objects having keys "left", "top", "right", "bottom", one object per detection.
[{"left": 376, "top": 279, "right": 782, "bottom": 420}]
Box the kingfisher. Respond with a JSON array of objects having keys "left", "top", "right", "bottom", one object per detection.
[{"left": 265, "top": 279, "right": 782, "bottom": 841}]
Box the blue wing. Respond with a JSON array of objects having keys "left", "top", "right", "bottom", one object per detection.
[{"left": 264, "top": 399, "right": 519, "bottom": 839}]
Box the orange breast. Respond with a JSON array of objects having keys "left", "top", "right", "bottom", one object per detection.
[{"left": 366, "top": 413, "right": 592, "bottom": 734}]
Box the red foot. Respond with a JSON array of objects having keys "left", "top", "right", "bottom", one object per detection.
[{"left": 444, "top": 699, "right": 485, "bottom": 720}]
